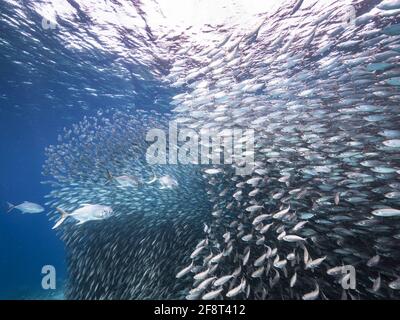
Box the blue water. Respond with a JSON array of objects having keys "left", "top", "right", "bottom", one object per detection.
[
  {"left": 0, "top": 0, "right": 173, "bottom": 299},
  {"left": 0, "top": 109, "right": 67, "bottom": 299}
]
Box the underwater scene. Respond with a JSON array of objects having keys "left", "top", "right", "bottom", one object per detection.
[{"left": 1, "top": 0, "right": 400, "bottom": 300}]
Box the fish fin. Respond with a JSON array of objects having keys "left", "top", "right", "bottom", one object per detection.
[
  {"left": 6, "top": 202, "right": 15, "bottom": 213},
  {"left": 52, "top": 207, "right": 69, "bottom": 229},
  {"left": 76, "top": 220, "right": 87, "bottom": 226},
  {"left": 241, "top": 279, "right": 247, "bottom": 293}
]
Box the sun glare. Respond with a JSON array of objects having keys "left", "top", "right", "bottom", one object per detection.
[{"left": 153, "top": 0, "right": 281, "bottom": 30}]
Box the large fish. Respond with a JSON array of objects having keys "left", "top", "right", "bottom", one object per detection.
[
  {"left": 7, "top": 201, "right": 44, "bottom": 214},
  {"left": 52, "top": 204, "right": 113, "bottom": 229}
]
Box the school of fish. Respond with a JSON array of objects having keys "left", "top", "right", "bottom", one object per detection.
[
  {"left": 42, "top": 110, "right": 211, "bottom": 299},
  {"left": 42, "top": 0, "right": 400, "bottom": 300}
]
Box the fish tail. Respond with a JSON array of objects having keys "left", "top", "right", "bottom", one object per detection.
[
  {"left": 146, "top": 174, "right": 157, "bottom": 184},
  {"left": 105, "top": 169, "right": 113, "bottom": 184},
  {"left": 6, "top": 202, "right": 15, "bottom": 213},
  {"left": 52, "top": 207, "right": 69, "bottom": 229}
]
